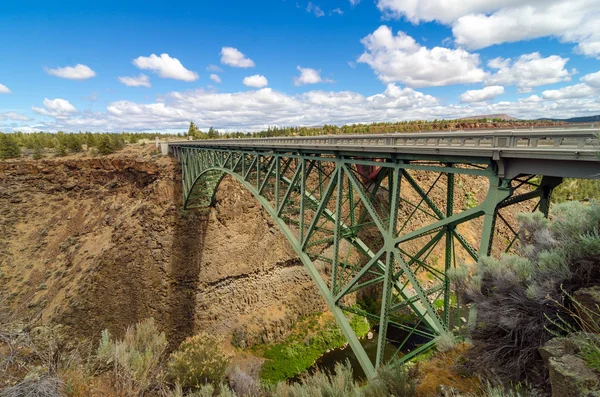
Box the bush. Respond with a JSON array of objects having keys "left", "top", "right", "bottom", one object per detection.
[
  {"left": 229, "top": 367, "right": 261, "bottom": 397},
  {"left": 93, "top": 133, "right": 125, "bottom": 155},
  {"left": 64, "top": 134, "right": 83, "bottom": 153},
  {"left": 168, "top": 332, "right": 232, "bottom": 389},
  {"left": 95, "top": 135, "right": 117, "bottom": 155},
  {"left": 362, "top": 364, "right": 416, "bottom": 397},
  {"left": 33, "top": 144, "right": 44, "bottom": 159},
  {"left": 469, "top": 382, "right": 530, "bottom": 397},
  {"left": 0, "top": 133, "right": 21, "bottom": 159},
  {"left": 55, "top": 143, "right": 68, "bottom": 157},
  {"left": 461, "top": 202, "right": 600, "bottom": 385},
  {"left": 433, "top": 331, "right": 457, "bottom": 353},
  {"left": 0, "top": 376, "right": 64, "bottom": 397},
  {"left": 272, "top": 361, "right": 360, "bottom": 397},
  {"left": 96, "top": 318, "right": 168, "bottom": 395}
]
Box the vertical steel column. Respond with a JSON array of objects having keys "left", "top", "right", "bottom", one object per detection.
[
  {"left": 444, "top": 167, "right": 454, "bottom": 324},
  {"left": 275, "top": 156, "right": 280, "bottom": 210},
  {"left": 376, "top": 166, "right": 401, "bottom": 367},
  {"left": 299, "top": 159, "right": 306, "bottom": 242},
  {"left": 479, "top": 178, "right": 512, "bottom": 257},
  {"left": 256, "top": 154, "right": 261, "bottom": 190},
  {"left": 539, "top": 176, "right": 563, "bottom": 217},
  {"left": 331, "top": 165, "right": 344, "bottom": 294}
]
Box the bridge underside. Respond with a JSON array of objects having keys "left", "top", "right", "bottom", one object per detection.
[{"left": 174, "top": 147, "right": 562, "bottom": 377}]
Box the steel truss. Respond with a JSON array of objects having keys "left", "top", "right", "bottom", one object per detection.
[{"left": 173, "top": 147, "right": 561, "bottom": 378}]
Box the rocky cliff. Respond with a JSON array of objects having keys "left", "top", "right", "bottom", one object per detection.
[{"left": 0, "top": 146, "right": 325, "bottom": 349}]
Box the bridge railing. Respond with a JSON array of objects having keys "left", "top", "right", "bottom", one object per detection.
[{"left": 170, "top": 128, "right": 599, "bottom": 152}]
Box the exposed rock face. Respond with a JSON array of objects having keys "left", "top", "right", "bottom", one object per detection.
[
  {"left": 540, "top": 335, "right": 600, "bottom": 397},
  {"left": 548, "top": 355, "right": 599, "bottom": 397},
  {"left": 0, "top": 148, "right": 325, "bottom": 349}
]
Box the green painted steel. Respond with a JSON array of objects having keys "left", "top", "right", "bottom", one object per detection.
[{"left": 168, "top": 142, "right": 596, "bottom": 379}]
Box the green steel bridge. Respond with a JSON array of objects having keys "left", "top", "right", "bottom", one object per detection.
[{"left": 168, "top": 127, "right": 600, "bottom": 378}]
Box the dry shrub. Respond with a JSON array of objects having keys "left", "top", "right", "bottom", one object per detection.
[
  {"left": 229, "top": 367, "right": 262, "bottom": 397},
  {"left": 0, "top": 376, "right": 63, "bottom": 397},
  {"left": 95, "top": 318, "right": 168, "bottom": 395},
  {"left": 168, "top": 332, "right": 232, "bottom": 389},
  {"left": 462, "top": 202, "right": 600, "bottom": 386},
  {"left": 434, "top": 331, "right": 458, "bottom": 353},
  {"left": 362, "top": 364, "right": 416, "bottom": 397},
  {"left": 414, "top": 343, "right": 479, "bottom": 397},
  {"left": 0, "top": 324, "right": 64, "bottom": 386},
  {"left": 272, "top": 360, "right": 360, "bottom": 397}
]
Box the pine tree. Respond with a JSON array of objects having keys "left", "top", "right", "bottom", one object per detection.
[
  {"left": 188, "top": 121, "right": 198, "bottom": 137},
  {"left": 0, "top": 133, "right": 22, "bottom": 159},
  {"left": 207, "top": 126, "right": 218, "bottom": 139}
]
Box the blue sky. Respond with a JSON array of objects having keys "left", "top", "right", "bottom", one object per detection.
[{"left": 1, "top": 0, "right": 599, "bottom": 132}]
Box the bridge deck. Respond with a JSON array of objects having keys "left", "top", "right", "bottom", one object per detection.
[{"left": 168, "top": 127, "right": 600, "bottom": 179}]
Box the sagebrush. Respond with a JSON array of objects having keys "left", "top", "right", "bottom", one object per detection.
[{"left": 462, "top": 201, "right": 600, "bottom": 384}]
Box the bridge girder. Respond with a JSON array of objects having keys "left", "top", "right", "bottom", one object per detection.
[{"left": 173, "top": 146, "right": 565, "bottom": 378}]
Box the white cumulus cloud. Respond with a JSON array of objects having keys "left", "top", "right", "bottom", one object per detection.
[
  {"left": 133, "top": 53, "right": 198, "bottom": 81},
  {"left": 118, "top": 74, "right": 151, "bottom": 87},
  {"left": 460, "top": 86, "right": 505, "bottom": 103},
  {"left": 0, "top": 83, "right": 11, "bottom": 94},
  {"left": 377, "top": 0, "right": 524, "bottom": 24},
  {"left": 294, "top": 66, "right": 333, "bottom": 86},
  {"left": 485, "top": 53, "right": 573, "bottom": 91},
  {"left": 210, "top": 74, "right": 222, "bottom": 83},
  {"left": 0, "top": 112, "right": 30, "bottom": 121},
  {"left": 243, "top": 75, "right": 268, "bottom": 88},
  {"left": 542, "top": 83, "right": 597, "bottom": 100},
  {"left": 581, "top": 70, "right": 600, "bottom": 88},
  {"left": 12, "top": 79, "right": 600, "bottom": 133},
  {"left": 20, "top": 84, "right": 441, "bottom": 132},
  {"left": 376, "top": 0, "right": 600, "bottom": 58},
  {"left": 32, "top": 98, "right": 77, "bottom": 118},
  {"left": 519, "top": 95, "right": 543, "bottom": 103},
  {"left": 220, "top": 47, "right": 255, "bottom": 68},
  {"left": 45, "top": 64, "right": 96, "bottom": 80},
  {"left": 357, "top": 26, "right": 487, "bottom": 87},
  {"left": 539, "top": 70, "right": 600, "bottom": 100}
]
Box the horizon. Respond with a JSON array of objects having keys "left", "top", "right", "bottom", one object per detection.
[{"left": 1, "top": 0, "right": 599, "bottom": 133}]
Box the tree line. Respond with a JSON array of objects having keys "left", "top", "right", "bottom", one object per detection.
[
  {"left": 188, "top": 118, "right": 561, "bottom": 139},
  {"left": 0, "top": 131, "right": 183, "bottom": 159},
  {"left": 0, "top": 118, "right": 561, "bottom": 160}
]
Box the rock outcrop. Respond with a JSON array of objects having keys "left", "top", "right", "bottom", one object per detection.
[{"left": 540, "top": 335, "right": 600, "bottom": 397}]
